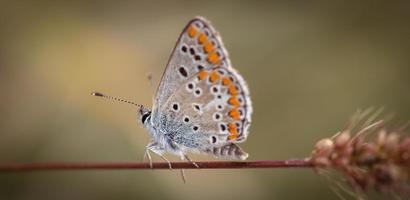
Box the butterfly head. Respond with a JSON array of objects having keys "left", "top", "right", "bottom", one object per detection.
[{"left": 91, "top": 91, "right": 151, "bottom": 125}]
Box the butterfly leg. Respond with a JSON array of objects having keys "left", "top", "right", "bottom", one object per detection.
[
  {"left": 182, "top": 153, "right": 200, "bottom": 168},
  {"left": 177, "top": 153, "right": 198, "bottom": 183},
  {"left": 180, "top": 169, "right": 186, "bottom": 183},
  {"left": 179, "top": 153, "right": 187, "bottom": 183},
  {"left": 143, "top": 148, "right": 153, "bottom": 169},
  {"left": 144, "top": 141, "right": 172, "bottom": 169},
  {"left": 158, "top": 154, "right": 172, "bottom": 170}
]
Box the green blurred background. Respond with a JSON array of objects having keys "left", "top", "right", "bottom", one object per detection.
[{"left": 1, "top": 0, "right": 409, "bottom": 199}]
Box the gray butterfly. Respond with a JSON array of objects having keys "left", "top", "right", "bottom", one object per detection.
[{"left": 93, "top": 17, "right": 252, "bottom": 169}]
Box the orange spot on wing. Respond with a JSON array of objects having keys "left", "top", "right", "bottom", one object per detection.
[
  {"left": 228, "top": 97, "right": 241, "bottom": 107},
  {"left": 209, "top": 71, "right": 220, "bottom": 83},
  {"left": 228, "top": 134, "right": 237, "bottom": 140},
  {"left": 227, "top": 123, "right": 238, "bottom": 140},
  {"left": 222, "top": 77, "right": 231, "bottom": 85},
  {"left": 188, "top": 26, "right": 198, "bottom": 38},
  {"left": 203, "top": 42, "right": 214, "bottom": 53},
  {"left": 198, "top": 33, "right": 207, "bottom": 44},
  {"left": 229, "top": 109, "right": 241, "bottom": 120},
  {"left": 198, "top": 71, "right": 208, "bottom": 80},
  {"left": 228, "top": 85, "right": 238, "bottom": 95},
  {"left": 207, "top": 52, "right": 219, "bottom": 64}
]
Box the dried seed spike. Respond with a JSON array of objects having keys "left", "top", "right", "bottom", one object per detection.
[
  {"left": 314, "top": 138, "right": 334, "bottom": 158},
  {"left": 353, "top": 120, "right": 384, "bottom": 140},
  {"left": 385, "top": 132, "right": 399, "bottom": 152},
  {"left": 311, "top": 108, "right": 410, "bottom": 198},
  {"left": 362, "top": 107, "right": 384, "bottom": 128},
  {"left": 335, "top": 131, "right": 351, "bottom": 148},
  {"left": 377, "top": 129, "right": 387, "bottom": 146}
]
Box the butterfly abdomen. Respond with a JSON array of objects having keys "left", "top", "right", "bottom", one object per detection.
[{"left": 206, "top": 143, "right": 248, "bottom": 160}]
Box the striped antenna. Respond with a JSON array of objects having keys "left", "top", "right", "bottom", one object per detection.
[{"left": 91, "top": 91, "right": 142, "bottom": 108}]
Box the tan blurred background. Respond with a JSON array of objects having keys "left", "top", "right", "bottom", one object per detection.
[{"left": 1, "top": 0, "right": 409, "bottom": 199}]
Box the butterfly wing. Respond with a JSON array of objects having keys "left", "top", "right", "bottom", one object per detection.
[
  {"left": 151, "top": 17, "right": 252, "bottom": 160},
  {"left": 152, "top": 17, "right": 231, "bottom": 120}
]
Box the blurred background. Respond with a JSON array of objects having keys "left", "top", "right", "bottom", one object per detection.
[{"left": 1, "top": 0, "right": 409, "bottom": 199}]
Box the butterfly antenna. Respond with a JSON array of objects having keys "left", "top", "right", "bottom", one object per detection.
[{"left": 91, "top": 91, "right": 142, "bottom": 108}]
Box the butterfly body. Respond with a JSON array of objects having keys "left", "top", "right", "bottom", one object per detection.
[
  {"left": 137, "top": 17, "right": 252, "bottom": 161},
  {"left": 92, "top": 17, "right": 252, "bottom": 163}
]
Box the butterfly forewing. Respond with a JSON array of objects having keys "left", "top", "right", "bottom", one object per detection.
[{"left": 152, "top": 17, "right": 231, "bottom": 118}]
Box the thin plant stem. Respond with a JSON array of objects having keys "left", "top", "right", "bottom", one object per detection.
[{"left": 0, "top": 160, "right": 312, "bottom": 172}]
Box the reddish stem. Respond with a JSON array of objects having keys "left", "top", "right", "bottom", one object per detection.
[{"left": 0, "top": 160, "right": 312, "bottom": 171}]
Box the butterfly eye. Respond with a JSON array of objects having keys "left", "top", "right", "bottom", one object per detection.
[{"left": 141, "top": 112, "right": 151, "bottom": 124}]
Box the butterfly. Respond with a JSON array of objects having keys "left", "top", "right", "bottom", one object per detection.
[{"left": 93, "top": 16, "right": 252, "bottom": 168}]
